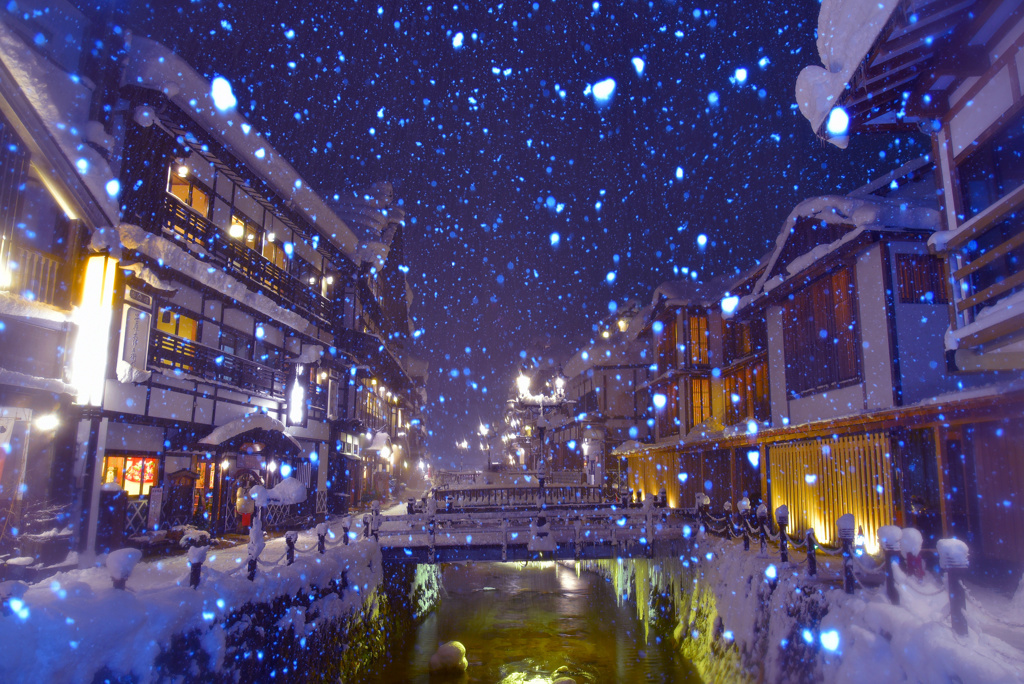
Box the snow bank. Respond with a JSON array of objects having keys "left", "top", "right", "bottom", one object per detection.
[
  {"left": 0, "top": 520, "right": 385, "bottom": 683},
  {"left": 0, "top": 368, "right": 77, "bottom": 397},
  {"left": 267, "top": 477, "right": 307, "bottom": 505},
  {"left": 0, "top": 292, "right": 71, "bottom": 322}
]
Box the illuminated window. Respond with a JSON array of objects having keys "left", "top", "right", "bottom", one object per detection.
[
  {"left": 156, "top": 307, "right": 198, "bottom": 341},
  {"left": 687, "top": 315, "right": 709, "bottom": 366},
  {"left": 655, "top": 314, "right": 677, "bottom": 369},
  {"left": 263, "top": 240, "right": 287, "bottom": 270},
  {"left": 167, "top": 170, "right": 210, "bottom": 217},
  {"left": 102, "top": 454, "right": 159, "bottom": 498},
  {"left": 229, "top": 213, "right": 262, "bottom": 252},
  {"left": 688, "top": 376, "right": 711, "bottom": 430}
]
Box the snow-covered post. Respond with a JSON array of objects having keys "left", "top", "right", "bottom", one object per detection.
[
  {"left": 838, "top": 513, "right": 856, "bottom": 594},
  {"left": 247, "top": 485, "right": 268, "bottom": 581},
  {"left": 878, "top": 525, "right": 902, "bottom": 605},
  {"left": 737, "top": 498, "right": 751, "bottom": 551},
  {"left": 188, "top": 544, "right": 208, "bottom": 589},
  {"left": 573, "top": 518, "right": 583, "bottom": 561},
  {"left": 722, "top": 500, "right": 732, "bottom": 535},
  {"left": 805, "top": 529, "right": 817, "bottom": 577},
  {"left": 106, "top": 548, "right": 142, "bottom": 590},
  {"left": 316, "top": 522, "right": 328, "bottom": 554},
  {"left": 342, "top": 515, "right": 352, "bottom": 545},
  {"left": 775, "top": 505, "right": 789, "bottom": 564},
  {"left": 938, "top": 538, "right": 970, "bottom": 636},
  {"left": 362, "top": 514, "right": 371, "bottom": 539},
  {"left": 901, "top": 527, "right": 925, "bottom": 580},
  {"left": 756, "top": 502, "right": 768, "bottom": 554},
  {"left": 501, "top": 516, "right": 508, "bottom": 562},
  {"left": 285, "top": 530, "right": 298, "bottom": 565}
]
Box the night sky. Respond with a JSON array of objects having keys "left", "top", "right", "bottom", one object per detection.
[{"left": 115, "top": 1, "right": 929, "bottom": 466}]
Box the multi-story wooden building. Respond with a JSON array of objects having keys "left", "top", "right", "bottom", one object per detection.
[
  {"left": 792, "top": 0, "right": 1024, "bottom": 570},
  {"left": 2, "top": 4, "right": 426, "bottom": 560}
]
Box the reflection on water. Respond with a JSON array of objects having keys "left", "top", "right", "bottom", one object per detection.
[{"left": 360, "top": 561, "right": 700, "bottom": 683}]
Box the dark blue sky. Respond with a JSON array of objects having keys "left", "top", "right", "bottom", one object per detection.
[{"left": 118, "top": 0, "right": 927, "bottom": 466}]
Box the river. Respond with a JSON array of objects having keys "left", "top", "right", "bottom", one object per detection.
[{"left": 359, "top": 560, "right": 701, "bottom": 683}]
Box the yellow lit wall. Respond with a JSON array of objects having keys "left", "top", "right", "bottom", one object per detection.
[
  {"left": 768, "top": 432, "right": 895, "bottom": 553},
  {"left": 71, "top": 255, "right": 118, "bottom": 406}
]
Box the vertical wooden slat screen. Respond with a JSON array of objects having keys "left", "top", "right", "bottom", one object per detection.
[{"left": 768, "top": 432, "right": 894, "bottom": 551}]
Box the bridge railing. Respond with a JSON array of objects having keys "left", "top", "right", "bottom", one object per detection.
[{"left": 428, "top": 485, "right": 604, "bottom": 508}]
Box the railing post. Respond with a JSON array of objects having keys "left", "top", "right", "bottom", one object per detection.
[
  {"left": 574, "top": 518, "right": 583, "bottom": 561},
  {"left": 285, "top": 531, "right": 298, "bottom": 565},
  {"left": 838, "top": 513, "right": 856, "bottom": 594},
  {"left": 738, "top": 497, "right": 751, "bottom": 551},
  {"left": 776, "top": 505, "right": 789, "bottom": 564},
  {"left": 938, "top": 538, "right": 970, "bottom": 636},
  {"left": 879, "top": 525, "right": 902, "bottom": 606},
  {"left": 806, "top": 529, "right": 817, "bottom": 577},
  {"left": 757, "top": 503, "right": 768, "bottom": 554},
  {"left": 501, "top": 517, "right": 508, "bottom": 562},
  {"left": 317, "top": 522, "right": 328, "bottom": 553},
  {"left": 188, "top": 543, "right": 207, "bottom": 588}
]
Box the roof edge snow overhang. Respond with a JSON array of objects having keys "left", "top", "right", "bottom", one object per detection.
[{"left": 123, "top": 37, "right": 371, "bottom": 265}]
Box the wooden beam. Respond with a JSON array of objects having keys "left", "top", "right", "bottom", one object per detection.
[{"left": 956, "top": 269, "right": 1024, "bottom": 313}]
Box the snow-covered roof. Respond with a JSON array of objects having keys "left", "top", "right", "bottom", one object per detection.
[
  {"left": 331, "top": 182, "right": 407, "bottom": 266},
  {"left": 742, "top": 193, "right": 940, "bottom": 309},
  {"left": 198, "top": 412, "right": 301, "bottom": 451},
  {"left": 363, "top": 431, "right": 392, "bottom": 453},
  {"left": 651, "top": 279, "right": 716, "bottom": 308},
  {"left": 123, "top": 38, "right": 385, "bottom": 267},
  {"left": 611, "top": 440, "right": 645, "bottom": 456},
  {"left": 0, "top": 21, "right": 120, "bottom": 225},
  {"left": 795, "top": 0, "right": 901, "bottom": 146}
]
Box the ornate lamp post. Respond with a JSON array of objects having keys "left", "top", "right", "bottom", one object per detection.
[{"left": 509, "top": 369, "right": 570, "bottom": 474}]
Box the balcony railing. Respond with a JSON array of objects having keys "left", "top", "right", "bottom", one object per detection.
[
  {"left": 944, "top": 181, "right": 1024, "bottom": 347},
  {"left": 158, "top": 197, "right": 331, "bottom": 323},
  {"left": 150, "top": 329, "right": 286, "bottom": 398},
  {"left": 1, "top": 244, "right": 64, "bottom": 308}
]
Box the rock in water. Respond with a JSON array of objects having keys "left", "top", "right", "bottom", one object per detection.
[{"left": 428, "top": 641, "right": 468, "bottom": 674}]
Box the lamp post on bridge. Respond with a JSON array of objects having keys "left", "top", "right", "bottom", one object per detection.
[{"left": 507, "top": 369, "right": 572, "bottom": 475}]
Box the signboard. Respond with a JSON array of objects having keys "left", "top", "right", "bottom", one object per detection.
[{"left": 147, "top": 487, "right": 163, "bottom": 531}]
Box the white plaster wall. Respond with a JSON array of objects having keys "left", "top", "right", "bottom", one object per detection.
[
  {"left": 104, "top": 380, "right": 147, "bottom": 415},
  {"left": 788, "top": 382, "right": 865, "bottom": 424},
  {"left": 149, "top": 386, "right": 193, "bottom": 421},
  {"left": 855, "top": 245, "right": 896, "bottom": 411},
  {"left": 105, "top": 421, "right": 164, "bottom": 452},
  {"left": 949, "top": 66, "right": 1014, "bottom": 157}
]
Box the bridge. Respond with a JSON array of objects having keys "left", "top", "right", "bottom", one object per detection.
[{"left": 372, "top": 500, "right": 699, "bottom": 564}]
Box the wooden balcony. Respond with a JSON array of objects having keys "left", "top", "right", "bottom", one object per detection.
[
  {"left": 1, "top": 244, "right": 65, "bottom": 308},
  {"left": 150, "top": 329, "right": 286, "bottom": 398},
  {"left": 158, "top": 196, "right": 331, "bottom": 323},
  {"left": 942, "top": 181, "right": 1024, "bottom": 349}
]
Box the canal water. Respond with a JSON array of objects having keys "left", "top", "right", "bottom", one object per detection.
[{"left": 359, "top": 561, "right": 701, "bottom": 683}]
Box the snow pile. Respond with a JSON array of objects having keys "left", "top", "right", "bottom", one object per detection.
[
  {"left": 429, "top": 640, "right": 468, "bottom": 674},
  {"left": 0, "top": 292, "right": 71, "bottom": 322},
  {"left": 106, "top": 549, "right": 142, "bottom": 582},
  {"left": 267, "top": 477, "right": 307, "bottom": 505}
]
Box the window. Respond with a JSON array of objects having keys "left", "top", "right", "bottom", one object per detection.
[
  {"left": 263, "top": 238, "right": 287, "bottom": 270},
  {"left": 896, "top": 254, "right": 948, "bottom": 304},
  {"left": 168, "top": 169, "right": 210, "bottom": 217},
  {"left": 686, "top": 314, "right": 709, "bottom": 366},
  {"left": 219, "top": 327, "right": 251, "bottom": 360},
  {"left": 156, "top": 307, "right": 199, "bottom": 341},
  {"left": 102, "top": 455, "right": 159, "bottom": 498},
  {"left": 784, "top": 265, "right": 860, "bottom": 396},
  {"left": 957, "top": 107, "right": 1024, "bottom": 219},
  {"left": 724, "top": 317, "right": 767, "bottom": 363},
  {"left": 229, "top": 212, "right": 262, "bottom": 252},
  {"left": 724, "top": 359, "right": 769, "bottom": 426},
  {"left": 688, "top": 375, "right": 711, "bottom": 430},
  {"left": 654, "top": 381, "right": 678, "bottom": 438},
  {"left": 253, "top": 336, "right": 283, "bottom": 369}
]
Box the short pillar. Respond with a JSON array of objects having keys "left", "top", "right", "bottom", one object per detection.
[
  {"left": 938, "top": 538, "right": 970, "bottom": 636},
  {"left": 757, "top": 503, "right": 768, "bottom": 555},
  {"left": 806, "top": 529, "right": 817, "bottom": 577},
  {"left": 737, "top": 498, "right": 751, "bottom": 551},
  {"left": 341, "top": 517, "right": 351, "bottom": 546},
  {"left": 879, "top": 525, "right": 903, "bottom": 606}
]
